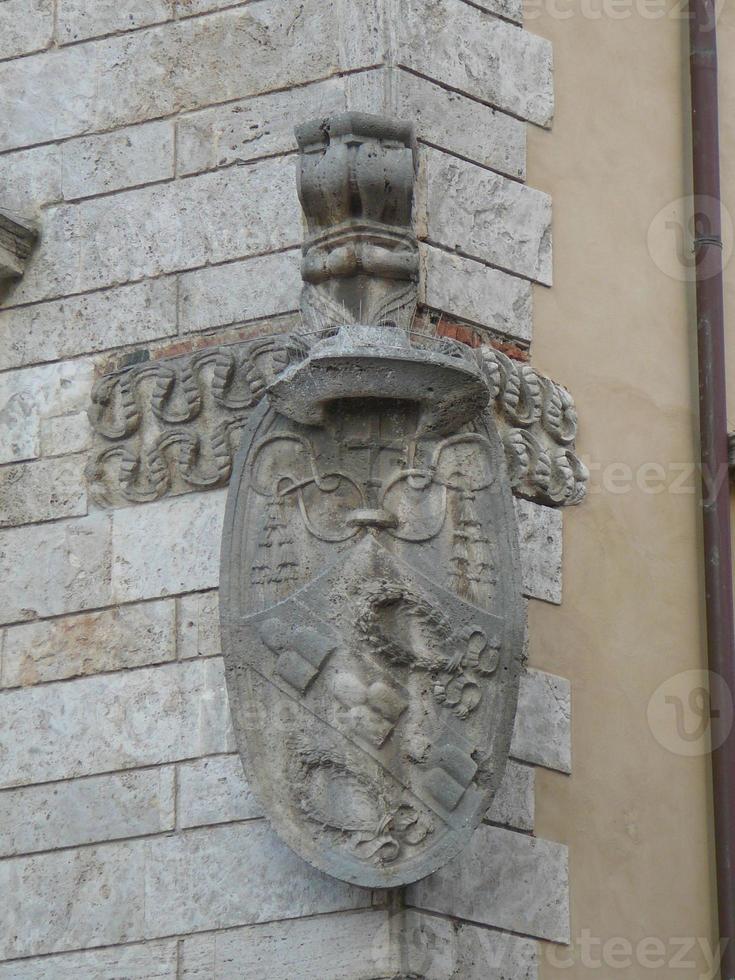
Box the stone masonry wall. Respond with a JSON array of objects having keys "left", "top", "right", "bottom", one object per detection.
[{"left": 0, "top": 1, "right": 570, "bottom": 977}]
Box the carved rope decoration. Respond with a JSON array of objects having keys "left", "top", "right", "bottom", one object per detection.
[
  {"left": 86, "top": 335, "right": 587, "bottom": 510},
  {"left": 479, "top": 347, "right": 588, "bottom": 507}
]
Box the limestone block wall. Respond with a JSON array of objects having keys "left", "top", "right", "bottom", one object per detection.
[{"left": 0, "top": 1, "right": 572, "bottom": 977}]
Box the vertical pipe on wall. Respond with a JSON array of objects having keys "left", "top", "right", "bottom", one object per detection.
[{"left": 688, "top": 0, "right": 735, "bottom": 972}]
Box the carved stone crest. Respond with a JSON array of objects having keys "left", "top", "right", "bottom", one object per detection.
[{"left": 220, "top": 114, "right": 526, "bottom": 887}]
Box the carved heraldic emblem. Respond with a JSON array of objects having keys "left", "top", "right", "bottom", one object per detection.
[{"left": 220, "top": 114, "right": 527, "bottom": 887}]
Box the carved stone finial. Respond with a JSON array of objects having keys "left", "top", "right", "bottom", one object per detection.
[
  {"left": 296, "top": 112, "right": 419, "bottom": 333},
  {"left": 0, "top": 212, "right": 38, "bottom": 283},
  {"left": 274, "top": 112, "right": 489, "bottom": 440}
]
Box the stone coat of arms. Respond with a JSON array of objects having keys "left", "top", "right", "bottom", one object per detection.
[{"left": 219, "top": 114, "right": 526, "bottom": 887}]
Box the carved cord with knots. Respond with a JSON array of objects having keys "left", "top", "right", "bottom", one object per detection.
[
  {"left": 86, "top": 344, "right": 272, "bottom": 506},
  {"left": 87, "top": 337, "right": 588, "bottom": 510},
  {"left": 479, "top": 347, "right": 588, "bottom": 506},
  {"left": 249, "top": 431, "right": 498, "bottom": 544},
  {"left": 89, "top": 347, "right": 266, "bottom": 437}
]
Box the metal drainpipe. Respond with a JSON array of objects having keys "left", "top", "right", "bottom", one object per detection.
[{"left": 688, "top": 0, "right": 735, "bottom": 972}]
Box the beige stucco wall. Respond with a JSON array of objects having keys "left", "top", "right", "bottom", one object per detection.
[{"left": 529, "top": 3, "right": 720, "bottom": 975}]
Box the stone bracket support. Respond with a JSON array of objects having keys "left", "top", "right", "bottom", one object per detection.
[{"left": 0, "top": 211, "right": 38, "bottom": 284}]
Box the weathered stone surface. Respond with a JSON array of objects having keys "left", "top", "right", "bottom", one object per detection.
[
  {"left": 0, "top": 939, "right": 178, "bottom": 980},
  {"left": 0, "top": 836, "right": 147, "bottom": 960},
  {"left": 465, "top": 0, "right": 524, "bottom": 20},
  {"left": 0, "top": 825, "right": 355, "bottom": 960},
  {"left": 0, "top": 143, "right": 61, "bottom": 216},
  {"left": 176, "top": 78, "right": 349, "bottom": 177},
  {"left": 61, "top": 121, "right": 175, "bottom": 200},
  {"left": 0, "top": 512, "right": 112, "bottom": 625},
  {"left": 0, "top": 821, "right": 370, "bottom": 960},
  {"left": 2, "top": 598, "right": 176, "bottom": 688},
  {"left": 0, "top": 767, "right": 175, "bottom": 857},
  {"left": 407, "top": 824, "right": 569, "bottom": 943},
  {"left": 177, "top": 590, "right": 220, "bottom": 659},
  {"left": 511, "top": 668, "right": 572, "bottom": 773},
  {"left": 177, "top": 755, "right": 263, "bottom": 828},
  {"left": 421, "top": 245, "right": 533, "bottom": 342},
  {"left": 144, "top": 823, "right": 372, "bottom": 953},
  {"left": 418, "top": 148, "right": 552, "bottom": 285},
  {"left": 0, "top": 0, "right": 382, "bottom": 154},
  {"left": 394, "top": 71, "right": 526, "bottom": 178},
  {"left": 179, "top": 251, "right": 301, "bottom": 334},
  {"left": 10, "top": 157, "right": 301, "bottom": 306},
  {"left": 112, "top": 491, "right": 226, "bottom": 602},
  {"left": 179, "top": 909, "right": 394, "bottom": 979},
  {"left": 176, "top": 0, "right": 250, "bottom": 15},
  {"left": 39, "top": 410, "right": 93, "bottom": 457},
  {"left": 0, "top": 44, "right": 98, "bottom": 153},
  {"left": 516, "top": 498, "right": 563, "bottom": 603},
  {"left": 176, "top": 68, "right": 526, "bottom": 182},
  {"left": 0, "top": 0, "right": 53, "bottom": 61},
  {"left": 484, "top": 351, "right": 586, "bottom": 509},
  {"left": 0, "top": 358, "right": 95, "bottom": 463},
  {"left": 487, "top": 760, "right": 534, "bottom": 831},
  {"left": 0, "top": 659, "right": 232, "bottom": 788},
  {"left": 394, "top": 0, "right": 553, "bottom": 127},
  {"left": 349, "top": 69, "right": 527, "bottom": 180},
  {"left": 57, "top": 0, "right": 175, "bottom": 44},
  {"left": 0, "top": 454, "right": 87, "bottom": 528},
  {"left": 0, "top": 124, "right": 173, "bottom": 214},
  {"left": 0, "top": 0, "right": 571, "bottom": 967},
  {"left": 0, "top": 278, "right": 177, "bottom": 371},
  {"left": 404, "top": 910, "right": 538, "bottom": 979}
]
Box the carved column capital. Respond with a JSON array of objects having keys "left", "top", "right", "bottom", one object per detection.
[{"left": 296, "top": 112, "right": 419, "bottom": 332}]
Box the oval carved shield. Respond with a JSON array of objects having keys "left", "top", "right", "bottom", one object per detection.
[{"left": 220, "top": 394, "right": 525, "bottom": 888}]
